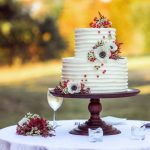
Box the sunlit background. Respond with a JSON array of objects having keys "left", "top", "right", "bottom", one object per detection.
[{"left": 0, "top": 0, "right": 150, "bottom": 128}]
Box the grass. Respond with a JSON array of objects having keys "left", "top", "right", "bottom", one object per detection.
[
  {"left": 0, "top": 60, "right": 61, "bottom": 84},
  {"left": 0, "top": 56, "right": 150, "bottom": 128}
]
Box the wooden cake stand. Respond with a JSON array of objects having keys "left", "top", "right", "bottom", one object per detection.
[{"left": 50, "top": 89, "right": 140, "bottom": 136}]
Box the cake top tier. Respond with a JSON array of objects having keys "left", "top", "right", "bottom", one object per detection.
[
  {"left": 74, "top": 12, "right": 122, "bottom": 61},
  {"left": 75, "top": 28, "right": 116, "bottom": 32},
  {"left": 90, "top": 11, "right": 112, "bottom": 28}
]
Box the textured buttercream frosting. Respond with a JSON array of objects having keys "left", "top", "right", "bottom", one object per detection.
[
  {"left": 62, "top": 57, "right": 128, "bottom": 93},
  {"left": 75, "top": 28, "right": 116, "bottom": 59},
  {"left": 61, "top": 28, "right": 128, "bottom": 93}
]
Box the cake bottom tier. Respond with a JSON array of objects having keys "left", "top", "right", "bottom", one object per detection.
[{"left": 61, "top": 57, "right": 128, "bottom": 93}]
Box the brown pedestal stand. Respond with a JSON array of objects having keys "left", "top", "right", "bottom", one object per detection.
[{"left": 50, "top": 89, "right": 140, "bottom": 136}]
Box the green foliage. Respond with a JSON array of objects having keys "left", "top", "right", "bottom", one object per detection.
[{"left": 0, "top": 0, "right": 66, "bottom": 65}]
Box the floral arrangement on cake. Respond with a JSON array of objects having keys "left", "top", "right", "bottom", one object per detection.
[
  {"left": 90, "top": 11, "right": 112, "bottom": 28},
  {"left": 54, "top": 80, "right": 90, "bottom": 94},
  {"left": 88, "top": 12, "right": 123, "bottom": 75},
  {"left": 88, "top": 40, "right": 122, "bottom": 63},
  {"left": 16, "top": 112, "right": 55, "bottom": 137}
]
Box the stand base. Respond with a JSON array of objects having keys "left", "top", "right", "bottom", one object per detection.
[{"left": 70, "top": 120, "right": 121, "bottom": 136}]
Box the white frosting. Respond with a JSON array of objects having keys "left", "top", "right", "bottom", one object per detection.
[
  {"left": 61, "top": 28, "right": 128, "bottom": 93},
  {"left": 61, "top": 57, "right": 128, "bottom": 93},
  {"left": 75, "top": 28, "right": 116, "bottom": 59}
]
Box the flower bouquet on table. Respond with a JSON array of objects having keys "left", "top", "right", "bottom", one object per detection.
[{"left": 16, "top": 112, "right": 55, "bottom": 137}]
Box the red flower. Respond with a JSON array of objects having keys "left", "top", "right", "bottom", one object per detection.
[
  {"left": 89, "top": 12, "right": 112, "bottom": 28},
  {"left": 92, "top": 24, "right": 96, "bottom": 28}
]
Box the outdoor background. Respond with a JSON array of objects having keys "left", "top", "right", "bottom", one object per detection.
[{"left": 0, "top": 0, "right": 150, "bottom": 128}]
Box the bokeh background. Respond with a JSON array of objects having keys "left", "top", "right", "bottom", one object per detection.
[{"left": 0, "top": 0, "right": 150, "bottom": 128}]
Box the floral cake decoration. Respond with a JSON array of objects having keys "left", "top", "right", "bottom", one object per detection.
[
  {"left": 16, "top": 112, "right": 55, "bottom": 137},
  {"left": 88, "top": 12, "right": 123, "bottom": 75},
  {"left": 88, "top": 40, "right": 122, "bottom": 63},
  {"left": 53, "top": 12, "right": 123, "bottom": 94},
  {"left": 54, "top": 80, "right": 90, "bottom": 94},
  {"left": 90, "top": 11, "right": 112, "bottom": 28}
]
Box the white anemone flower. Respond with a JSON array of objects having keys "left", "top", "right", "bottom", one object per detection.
[
  {"left": 18, "top": 117, "right": 29, "bottom": 126},
  {"left": 95, "top": 46, "right": 111, "bottom": 62},
  {"left": 106, "top": 41, "right": 118, "bottom": 52},
  {"left": 67, "top": 81, "right": 81, "bottom": 94}
]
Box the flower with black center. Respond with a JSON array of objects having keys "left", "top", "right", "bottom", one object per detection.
[
  {"left": 67, "top": 81, "right": 81, "bottom": 94},
  {"left": 106, "top": 41, "right": 118, "bottom": 52},
  {"left": 99, "top": 51, "right": 106, "bottom": 58},
  {"left": 95, "top": 46, "right": 111, "bottom": 62}
]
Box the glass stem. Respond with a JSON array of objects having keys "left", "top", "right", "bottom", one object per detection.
[{"left": 53, "top": 111, "right": 56, "bottom": 126}]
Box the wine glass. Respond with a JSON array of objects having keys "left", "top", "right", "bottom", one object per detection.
[{"left": 47, "top": 88, "right": 63, "bottom": 127}]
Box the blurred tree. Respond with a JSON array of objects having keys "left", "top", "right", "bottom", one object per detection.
[
  {"left": 0, "top": 0, "right": 66, "bottom": 65},
  {"left": 38, "top": 18, "right": 66, "bottom": 60}
]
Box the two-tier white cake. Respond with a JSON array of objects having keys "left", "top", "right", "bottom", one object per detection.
[{"left": 55, "top": 13, "right": 128, "bottom": 94}]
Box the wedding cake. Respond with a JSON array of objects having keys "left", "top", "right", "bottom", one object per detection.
[{"left": 55, "top": 12, "right": 128, "bottom": 94}]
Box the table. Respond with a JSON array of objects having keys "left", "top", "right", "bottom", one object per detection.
[{"left": 0, "top": 120, "right": 150, "bottom": 150}]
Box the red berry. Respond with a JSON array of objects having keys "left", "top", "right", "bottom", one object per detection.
[
  {"left": 105, "top": 21, "right": 109, "bottom": 25},
  {"left": 102, "top": 70, "right": 106, "bottom": 74},
  {"left": 97, "top": 24, "right": 100, "bottom": 28},
  {"left": 93, "top": 24, "right": 96, "bottom": 28}
]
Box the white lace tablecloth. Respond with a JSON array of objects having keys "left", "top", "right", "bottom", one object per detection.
[{"left": 0, "top": 120, "right": 150, "bottom": 150}]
